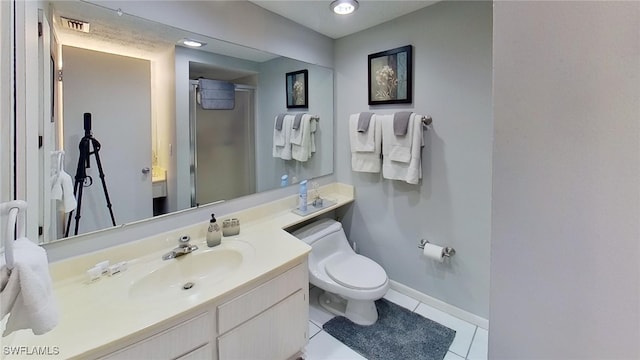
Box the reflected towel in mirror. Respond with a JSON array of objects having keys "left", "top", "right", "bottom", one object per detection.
[
  {"left": 50, "top": 170, "right": 77, "bottom": 213},
  {"left": 292, "top": 114, "right": 318, "bottom": 162},
  {"left": 273, "top": 114, "right": 293, "bottom": 160},
  {"left": 198, "top": 79, "right": 235, "bottom": 110}
]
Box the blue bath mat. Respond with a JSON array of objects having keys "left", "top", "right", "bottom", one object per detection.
[{"left": 322, "top": 299, "right": 455, "bottom": 360}]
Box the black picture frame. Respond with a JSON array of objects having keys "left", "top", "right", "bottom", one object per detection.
[
  {"left": 286, "top": 69, "right": 308, "bottom": 108},
  {"left": 368, "top": 45, "right": 413, "bottom": 105}
]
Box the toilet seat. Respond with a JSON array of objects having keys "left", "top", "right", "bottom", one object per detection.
[{"left": 325, "top": 254, "right": 387, "bottom": 290}]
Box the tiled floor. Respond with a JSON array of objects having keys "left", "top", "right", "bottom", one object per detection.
[{"left": 304, "top": 287, "right": 488, "bottom": 360}]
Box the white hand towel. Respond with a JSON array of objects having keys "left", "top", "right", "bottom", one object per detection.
[
  {"left": 273, "top": 115, "right": 286, "bottom": 146},
  {"left": 351, "top": 116, "right": 382, "bottom": 173},
  {"left": 59, "top": 170, "right": 77, "bottom": 213},
  {"left": 292, "top": 114, "right": 316, "bottom": 162},
  {"left": 382, "top": 113, "right": 424, "bottom": 184},
  {"left": 349, "top": 113, "right": 377, "bottom": 153},
  {"left": 290, "top": 115, "right": 305, "bottom": 146},
  {"left": 50, "top": 174, "right": 63, "bottom": 200},
  {"left": 381, "top": 113, "right": 414, "bottom": 163},
  {"left": 273, "top": 115, "right": 293, "bottom": 160},
  {"left": 1, "top": 238, "right": 58, "bottom": 336}
]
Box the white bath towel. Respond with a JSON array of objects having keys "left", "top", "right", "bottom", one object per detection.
[
  {"left": 381, "top": 113, "right": 415, "bottom": 163},
  {"left": 50, "top": 174, "right": 62, "bottom": 199},
  {"left": 351, "top": 115, "right": 382, "bottom": 173},
  {"left": 292, "top": 114, "right": 317, "bottom": 162},
  {"left": 273, "top": 114, "right": 293, "bottom": 160},
  {"left": 382, "top": 113, "right": 424, "bottom": 184},
  {"left": 290, "top": 114, "right": 305, "bottom": 146},
  {"left": 349, "top": 113, "right": 377, "bottom": 153},
  {"left": 273, "top": 115, "right": 287, "bottom": 146},
  {"left": 1, "top": 238, "right": 58, "bottom": 336},
  {"left": 51, "top": 170, "right": 77, "bottom": 213}
]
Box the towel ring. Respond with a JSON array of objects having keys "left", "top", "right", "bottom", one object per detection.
[{"left": 1, "top": 200, "right": 28, "bottom": 271}]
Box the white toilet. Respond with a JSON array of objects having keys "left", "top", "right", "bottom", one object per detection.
[{"left": 292, "top": 218, "right": 389, "bottom": 325}]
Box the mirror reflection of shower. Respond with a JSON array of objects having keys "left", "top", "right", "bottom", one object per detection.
[{"left": 189, "top": 76, "right": 256, "bottom": 207}]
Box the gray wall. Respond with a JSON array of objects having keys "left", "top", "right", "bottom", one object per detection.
[
  {"left": 334, "top": 1, "right": 493, "bottom": 319},
  {"left": 256, "top": 57, "right": 334, "bottom": 192},
  {"left": 490, "top": 1, "right": 640, "bottom": 358}
]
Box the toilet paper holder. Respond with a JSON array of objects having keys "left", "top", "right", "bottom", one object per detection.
[{"left": 418, "top": 239, "right": 456, "bottom": 257}]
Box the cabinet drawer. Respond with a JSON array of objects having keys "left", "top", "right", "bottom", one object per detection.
[
  {"left": 218, "top": 290, "right": 307, "bottom": 360},
  {"left": 217, "top": 261, "right": 306, "bottom": 334},
  {"left": 100, "top": 313, "right": 212, "bottom": 360}
]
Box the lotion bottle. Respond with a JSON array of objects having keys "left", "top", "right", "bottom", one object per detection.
[
  {"left": 206, "top": 214, "right": 222, "bottom": 247},
  {"left": 280, "top": 174, "right": 289, "bottom": 187},
  {"left": 299, "top": 180, "right": 308, "bottom": 212}
]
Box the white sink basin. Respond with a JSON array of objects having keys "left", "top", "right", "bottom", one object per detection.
[{"left": 129, "top": 241, "right": 254, "bottom": 299}]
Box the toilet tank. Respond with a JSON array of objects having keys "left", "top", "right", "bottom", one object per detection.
[
  {"left": 292, "top": 218, "right": 353, "bottom": 259},
  {"left": 292, "top": 218, "right": 343, "bottom": 244}
]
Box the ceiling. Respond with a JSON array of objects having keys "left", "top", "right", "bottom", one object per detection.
[{"left": 249, "top": 0, "right": 439, "bottom": 39}]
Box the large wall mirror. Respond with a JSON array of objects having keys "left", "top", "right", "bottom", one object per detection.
[{"left": 41, "top": 1, "right": 333, "bottom": 243}]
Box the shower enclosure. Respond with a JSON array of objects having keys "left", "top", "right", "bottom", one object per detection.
[{"left": 189, "top": 81, "right": 256, "bottom": 207}]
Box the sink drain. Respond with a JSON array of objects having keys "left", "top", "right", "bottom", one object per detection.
[{"left": 182, "top": 282, "right": 195, "bottom": 290}]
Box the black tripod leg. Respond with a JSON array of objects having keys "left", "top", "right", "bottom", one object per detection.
[
  {"left": 92, "top": 146, "right": 116, "bottom": 226},
  {"left": 66, "top": 137, "right": 89, "bottom": 237},
  {"left": 64, "top": 178, "right": 82, "bottom": 238},
  {"left": 73, "top": 182, "right": 85, "bottom": 236}
]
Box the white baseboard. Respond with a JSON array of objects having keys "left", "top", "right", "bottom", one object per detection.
[{"left": 389, "top": 279, "right": 489, "bottom": 330}]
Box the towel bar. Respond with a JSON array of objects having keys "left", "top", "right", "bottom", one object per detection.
[
  {"left": 1, "top": 200, "right": 28, "bottom": 270},
  {"left": 421, "top": 116, "right": 432, "bottom": 127}
]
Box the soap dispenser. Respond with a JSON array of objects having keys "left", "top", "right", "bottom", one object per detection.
[{"left": 206, "top": 214, "right": 222, "bottom": 247}]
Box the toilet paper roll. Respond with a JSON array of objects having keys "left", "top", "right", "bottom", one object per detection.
[{"left": 422, "top": 242, "right": 445, "bottom": 262}]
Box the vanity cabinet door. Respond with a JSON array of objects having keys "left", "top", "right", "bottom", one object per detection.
[
  {"left": 218, "top": 262, "right": 307, "bottom": 334},
  {"left": 100, "top": 313, "right": 212, "bottom": 360},
  {"left": 217, "top": 290, "right": 308, "bottom": 360},
  {"left": 178, "top": 344, "right": 213, "bottom": 360}
]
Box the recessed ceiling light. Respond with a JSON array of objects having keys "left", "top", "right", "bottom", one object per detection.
[
  {"left": 181, "top": 39, "right": 206, "bottom": 48},
  {"left": 330, "top": 0, "right": 359, "bottom": 15}
]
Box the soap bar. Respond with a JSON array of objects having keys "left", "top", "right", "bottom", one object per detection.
[
  {"left": 95, "top": 260, "right": 110, "bottom": 275},
  {"left": 86, "top": 267, "right": 101, "bottom": 282},
  {"left": 108, "top": 261, "right": 128, "bottom": 276}
]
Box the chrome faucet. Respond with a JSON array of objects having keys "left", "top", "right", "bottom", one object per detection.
[{"left": 162, "top": 235, "right": 198, "bottom": 260}]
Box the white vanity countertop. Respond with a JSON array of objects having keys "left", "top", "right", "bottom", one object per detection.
[{"left": 1, "top": 183, "right": 354, "bottom": 359}]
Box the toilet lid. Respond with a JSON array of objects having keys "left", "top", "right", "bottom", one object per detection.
[{"left": 325, "top": 255, "right": 387, "bottom": 290}]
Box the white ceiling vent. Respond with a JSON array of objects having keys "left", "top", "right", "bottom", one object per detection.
[{"left": 60, "top": 16, "right": 90, "bottom": 33}]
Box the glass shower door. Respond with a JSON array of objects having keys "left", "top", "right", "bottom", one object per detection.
[{"left": 191, "top": 85, "right": 256, "bottom": 206}]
